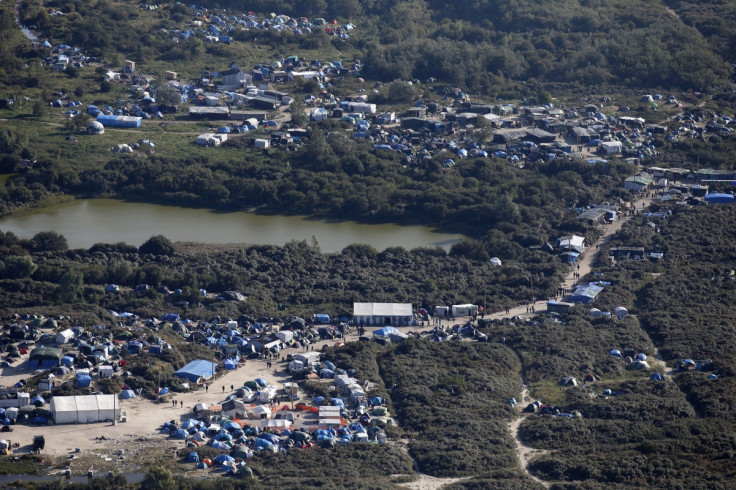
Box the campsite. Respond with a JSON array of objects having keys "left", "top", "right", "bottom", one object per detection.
[{"left": 2, "top": 0, "right": 736, "bottom": 487}]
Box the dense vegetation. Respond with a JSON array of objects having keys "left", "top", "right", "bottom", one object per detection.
[{"left": 0, "top": 230, "right": 564, "bottom": 319}]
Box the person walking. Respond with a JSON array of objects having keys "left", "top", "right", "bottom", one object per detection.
[
  {"left": 222, "top": 386, "right": 225, "bottom": 393},
  {"left": 205, "top": 385, "right": 208, "bottom": 393},
  {"left": 180, "top": 400, "right": 183, "bottom": 408}
]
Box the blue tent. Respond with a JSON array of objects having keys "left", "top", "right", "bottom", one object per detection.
[
  {"left": 128, "top": 342, "right": 143, "bottom": 354},
  {"left": 255, "top": 439, "right": 275, "bottom": 451},
  {"left": 313, "top": 396, "right": 325, "bottom": 405},
  {"left": 61, "top": 356, "right": 75, "bottom": 367},
  {"left": 255, "top": 378, "right": 268, "bottom": 388},
  {"left": 650, "top": 373, "right": 665, "bottom": 381},
  {"left": 315, "top": 314, "right": 330, "bottom": 324},
  {"left": 214, "top": 432, "right": 232, "bottom": 441},
  {"left": 223, "top": 359, "right": 237, "bottom": 370},
  {"left": 174, "top": 360, "right": 216, "bottom": 382},
  {"left": 373, "top": 327, "right": 399, "bottom": 338},
  {"left": 172, "top": 429, "right": 188, "bottom": 439},
  {"left": 120, "top": 390, "right": 136, "bottom": 399},
  {"left": 163, "top": 313, "right": 180, "bottom": 322},
  {"left": 258, "top": 433, "right": 281, "bottom": 445},
  {"left": 77, "top": 374, "right": 92, "bottom": 387},
  {"left": 188, "top": 451, "right": 200, "bottom": 463},
  {"left": 330, "top": 398, "right": 344, "bottom": 407},
  {"left": 31, "top": 395, "right": 45, "bottom": 407},
  {"left": 213, "top": 454, "right": 235, "bottom": 465},
  {"left": 609, "top": 349, "right": 622, "bottom": 358}
]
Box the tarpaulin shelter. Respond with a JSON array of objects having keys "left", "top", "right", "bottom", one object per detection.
[
  {"left": 705, "top": 193, "right": 735, "bottom": 204},
  {"left": 571, "top": 283, "right": 604, "bottom": 304},
  {"left": 28, "top": 347, "right": 62, "bottom": 369},
  {"left": 373, "top": 327, "right": 400, "bottom": 338},
  {"left": 174, "top": 360, "right": 216, "bottom": 382}
]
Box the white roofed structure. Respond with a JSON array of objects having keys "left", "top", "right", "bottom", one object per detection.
[{"left": 353, "top": 302, "right": 413, "bottom": 326}]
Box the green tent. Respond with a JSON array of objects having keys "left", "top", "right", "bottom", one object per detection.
[
  {"left": 372, "top": 406, "right": 387, "bottom": 416},
  {"left": 244, "top": 381, "right": 259, "bottom": 391}
]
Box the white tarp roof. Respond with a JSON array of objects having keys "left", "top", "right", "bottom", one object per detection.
[
  {"left": 559, "top": 235, "right": 585, "bottom": 249},
  {"left": 353, "top": 303, "right": 412, "bottom": 317}
]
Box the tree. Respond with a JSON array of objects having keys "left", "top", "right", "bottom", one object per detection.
[
  {"left": 141, "top": 466, "right": 175, "bottom": 490},
  {"left": 474, "top": 113, "right": 494, "bottom": 143},
  {"left": 32, "top": 99, "right": 44, "bottom": 116},
  {"left": 32, "top": 231, "right": 68, "bottom": 251},
  {"left": 2, "top": 255, "right": 37, "bottom": 278},
  {"left": 289, "top": 97, "right": 307, "bottom": 127},
  {"left": 387, "top": 80, "right": 417, "bottom": 103},
  {"left": 55, "top": 267, "right": 84, "bottom": 303},
  {"left": 155, "top": 83, "right": 182, "bottom": 108},
  {"left": 139, "top": 235, "right": 175, "bottom": 255}
]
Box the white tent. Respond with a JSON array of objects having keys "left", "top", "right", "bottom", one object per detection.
[
  {"left": 75, "top": 395, "right": 101, "bottom": 423},
  {"left": 56, "top": 329, "right": 74, "bottom": 344},
  {"left": 252, "top": 405, "right": 272, "bottom": 418},
  {"left": 97, "top": 395, "right": 118, "bottom": 421},
  {"left": 50, "top": 396, "right": 78, "bottom": 424},
  {"left": 50, "top": 395, "right": 121, "bottom": 424}
]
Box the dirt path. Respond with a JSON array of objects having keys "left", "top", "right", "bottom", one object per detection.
[
  {"left": 560, "top": 196, "right": 654, "bottom": 296},
  {"left": 507, "top": 384, "right": 550, "bottom": 488}
]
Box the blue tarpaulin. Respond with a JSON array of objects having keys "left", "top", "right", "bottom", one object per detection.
[
  {"left": 705, "top": 193, "right": 735, "bottom": 204},
  {"left": 571, "top": 283, "right": 604, "bottom": 304},
  {"left": 315, "top": 314, "right": 330, "bottom": 324},
  {"left": 373, "top": 327, "right": 400, "bottom": 337},
  {"left": 174, "top": 360, "right": 216, "bottom": 382}
]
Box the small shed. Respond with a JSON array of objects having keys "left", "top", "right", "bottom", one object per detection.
[{"left": 98, "top": 365, "right": 114, "bottom": 378}]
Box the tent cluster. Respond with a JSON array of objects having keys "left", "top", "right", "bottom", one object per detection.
[
  {"left": 609, "top": 347, "right": 652, "bottom": 370},
  {"left": 676, "top": 358, "right": 720, "bottom": 379},
  {"left": 524, "top": 400, "right": 582, "bottom": 418}
]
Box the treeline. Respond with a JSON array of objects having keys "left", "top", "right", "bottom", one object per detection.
[{"left": 11, "top": 0, "right": 735, "bottom": 96}]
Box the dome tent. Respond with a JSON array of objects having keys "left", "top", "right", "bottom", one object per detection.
[{"left": 87, "top": 121, "right": 105, "bottom": 135}]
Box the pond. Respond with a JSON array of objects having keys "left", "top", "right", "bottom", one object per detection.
[{"left": 0, "top": 199, "right": 464, "bottom": 253}]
